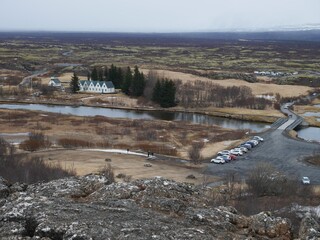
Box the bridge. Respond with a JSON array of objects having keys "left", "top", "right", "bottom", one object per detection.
[
  {"left": 206, "top": 92, "right": 320, "bottom": 184},
  {"left": 272, "top": 93, "right": 319, "bottom": 131}
]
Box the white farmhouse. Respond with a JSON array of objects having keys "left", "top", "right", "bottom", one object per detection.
[
  {"left": 79, "top": 80, "right": 115, "bottom": 94},
  {"left": 48, "top": 77, "right": 62, "bottom": 87}
]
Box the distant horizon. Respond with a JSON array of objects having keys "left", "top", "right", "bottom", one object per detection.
[
  {"left": 1, "top": 0, "right": 319, "bottom": 33},
  {"left": 1, "top": 25, "right": 320, "bottom": 34}
]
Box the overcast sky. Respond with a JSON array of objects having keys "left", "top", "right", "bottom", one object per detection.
[{"left": 1, "top": 0, "right": 319, "bottom": 32}]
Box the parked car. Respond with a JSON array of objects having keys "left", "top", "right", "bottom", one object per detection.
[
  {"left": 220, "top": 155, "right": 231, "bottom": 162},
  {"left": 301, "top": 176, "right": 310, "bottom": 185},
  {"left": 240, "top": 143, "right": 252, "bottom": 150},
  {"left": 233, "top": 147, "right": 246, "bottom": 154},
  {"left": 245, "top": 141, "right": 255, "bottom": 148},
  {"left": 210, "top": 158, "right": 225, "bottom": 164},
  {"left": 253, "top": 136, "right": 264, "bottom": 142},
  {"left": 230, "top": 149, "right": 243, "bottom": 156},
  {"left": 239, "top": 147, "right": 248, "bottom": 153},
  {"left": 246, "top": 140, "right": 258, "bottom": 147},
  {"left": 218, "top": 150, "right": 230, "bottom": 156},
  {"left": 228, "top": 154, "right": 237, "bottom": 160}
]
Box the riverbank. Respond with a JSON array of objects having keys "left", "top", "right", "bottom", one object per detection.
[{"left": 0, "top": 96, "right": 282, "bottom": 124}]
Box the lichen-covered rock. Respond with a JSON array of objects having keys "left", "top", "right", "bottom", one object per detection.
[
  {"left": 248, "top": 212, "right": 292, "bottom": 239},
  {"left": 0, "top": 175, "right": 295, "bottom": 239},
  {"left": 0, "top": 176, "right": 10, "bottom": 198},
  {"left": 298, "top": 213, "right": 320, "bottom": 240}
]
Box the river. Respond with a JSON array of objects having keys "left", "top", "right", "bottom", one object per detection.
[
  {"left": 297, "top": 127, "right": 320, "bottom": 142},
  {"left": 0, "top": 103, "right": 269, "bottom": 132}
]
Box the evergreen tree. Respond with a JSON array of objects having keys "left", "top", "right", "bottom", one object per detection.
[
  {"left": 104, "top": 66, "right": 109, "bottom": 81},
  {"left": 152, "top": 78, "right": 176, "bottom": 108},
  {"left": 87, "top": 72, "right": 90, "bottom": 80},
  {"left": 109, "top": 64, "right": 118, "bottom": 87},
  {"left": 70, "top": 72, "right": 80, "bottom": 93},
  {"left": 108, "top": 64, "right": 117, "bottom": 81},
  {"left": 162, "top": 79, "right": 176, "bottom": 108},
  {"left": 91, "top": 67, "right": 98, "bottom": 80},
  {"left": 122, "top": 67, "right": 132, "bottom": 95},
  {"left": 98, "top": 68, "right": 104, "bottom": 81},
  {"left": 152, "top": 79, "right": 162, "bottom": 103},
  {"left": 116, "top": 67, "right": 123, "bottom": 88},
  {"left": 131, "top": 66, "right": 145, "bottom": 97}
]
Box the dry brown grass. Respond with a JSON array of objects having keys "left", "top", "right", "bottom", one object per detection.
[
  {"left": 141, "top": 69, "right": 312, "bottom": 98},
  {"left": 0, "top": 108, "right": 243, "bottom": 160},
  {"left": 27, "top": 149, "right": 217, "bottom": 184},
  {"left": 294, "top": 105, "right": 320, "bottom": 113},
  {"left": 303, "top": 116, "right": 320, "bottom": 127}
]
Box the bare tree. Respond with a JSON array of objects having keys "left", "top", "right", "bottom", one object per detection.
[
  {"left": 188, "top": 142, "right": 204, "bottom": 165},
  {"left": 98, "top": 164, "right": 115, "bottom": 183},
  {"left": 247, "top": 163, "right": 289, "bottom": 196},
  {"left": 0, "top": 137, "right": 9, "bottom": 156},
  {"left": 144, "top": 70, "right": 160, "bottom": 100}
]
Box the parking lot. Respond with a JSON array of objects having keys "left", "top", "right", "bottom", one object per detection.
[{"left": 206, "top": 129, "right": 320, "bottom": 184}]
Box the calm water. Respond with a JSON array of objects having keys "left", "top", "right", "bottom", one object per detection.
[
  {"left": 0, "top": 103, "right": 269, "bottom": 132},
  {"left": 297, "top": 127, "right": 320, "bottom": 142},
  {"left": 303, "top": 110, "right": 320, "bottom": 124},
  {"left": 303, "top": 112, "right": 320, "bottom": 117}
]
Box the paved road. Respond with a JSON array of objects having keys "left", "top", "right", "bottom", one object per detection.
[
  {"left": 206, "top": 95, "right": 320, "bottom": 184},
  {"left": 205, "top": 129, "right": 320, "bottom": 183},
  {"left": 19, "top": 69, "right": 48, "bottom": 87}
]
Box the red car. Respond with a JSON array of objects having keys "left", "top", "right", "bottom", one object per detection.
[{"left": 222, "top": 154, "right": 237, "bottom": 160}]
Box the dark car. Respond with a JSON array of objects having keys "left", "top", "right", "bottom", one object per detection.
[
  {"left": 220, "top": 155, "right": 231, "bottom": 162},
  {"left": 245, "top": 141, "right": 256, "bottom": 148},
  {"left": 240, "top": 143, "right": 252, "bottom": 150}
]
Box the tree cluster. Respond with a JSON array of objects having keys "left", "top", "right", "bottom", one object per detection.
[
  {"left": 89, "top": 64, "right": 124, "bottom": 89},
  {"left": 152, "top": 78, "right": 176, "bottom": 108},
  {"left": 88, "top": 65, "right": 145, "bottom": 97},
  {"left": 176, "top": 80, "right": 272, "bottom": 110}
]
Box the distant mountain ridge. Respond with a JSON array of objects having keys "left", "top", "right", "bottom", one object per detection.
[{"left": 0, "top": 29, "right": 319, "bottom": 43}]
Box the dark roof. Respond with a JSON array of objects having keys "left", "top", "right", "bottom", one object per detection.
[
  {"left": 50, "top": 78, "right": 61, "bottom": 84},
  {"left": 105, "top": 81, "right": 114, "bottom": 89},
  {"left": 79, "top": 80, "right": 114, "bottom": 89}
]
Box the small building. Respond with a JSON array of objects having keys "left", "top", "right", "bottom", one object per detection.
[
  {"left": 48, "top": 77, "right": 62, "bottom": 87},
  {"left": 79, "top": 80, "right": 115, "bottom": 94}
]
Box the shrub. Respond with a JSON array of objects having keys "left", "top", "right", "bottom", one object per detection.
[
  {"left": 0, "top": 155, "right": 76, "bottom": 184},
  {"left": 188, "top": 142, "right": 204, "bottom": 164},
  {"left": 0, "top": 137, "right": 9, "bottom": 156},
  {"left": 98, "top": 164, "right": 115, "bottom": 183},
  {"left": 58, "top": 138, "right": 93, "bottom": 148},
  {"left": 134, "top": 143, "right": 178, "bottom": 156},
  {"left": 186, "top": 174, "right": 196, "bottom": 179},
  {"left": 116, "top": 173, "right": 132, "bottom": 182},
  {"left": 246, "top": 163, "right": 297, "bottom": 197},
  {"left": 20, "top": 132, "right": 51, "bottom": 152},
  {"left": 136, "top": 129, "right": 158, "bottom": 141}
]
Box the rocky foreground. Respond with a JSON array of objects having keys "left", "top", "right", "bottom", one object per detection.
[{"left": 0, "top": 175, "right": 319, "bottom": 240}]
